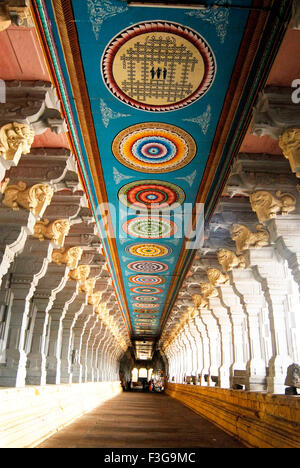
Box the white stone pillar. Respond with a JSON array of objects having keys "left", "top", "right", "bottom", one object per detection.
[
  {"left": 247, "top": 247, "right": 295, "bottom": 393},
  {"left": 199, "top": 309, "right": 221, "bottom": 387},
  {"left": 208, "top": 297, "right": 233, "bottom": 389},
  {"left": 194, "top": 313, "right": 210, "bottom": 386},
  {"left": 230, "top": 269, "right": 268, "bottom": 391},
  {"left": 217, "top": 284, "right": 248, "bottom": 384}
]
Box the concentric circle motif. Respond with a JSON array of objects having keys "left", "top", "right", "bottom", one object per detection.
[
  {"left": 112, "top": 123, "right": 196, "bottom": 173},
  {"left": 133, "top": 309, "right": 159, "bottom": 314},
  {"left": 118, "top": 180, "right": 185, "bottom": 212},
  {"left": 134, "top": 314, "right": 157, "bottom": 319},
  {"left": 127, "top": 260, "right": 168, "bottom": 273},
  {"left": 132, "top": 303, "right": 158, "bottom": 309},
  {"left": 125, "top": 243, "right": 172, "bottom": 258},
  {"left": 123, "top": 217, "right": 177, "bottom": 239},
  {"left": 101, "top": 21, "right": 216, "bottom": 112},
  {"left": 129, "top": 275, "right": 165, "bottom": 285},
  {"left": 130, "top": 286, "right": 163, "bottom": 294},
  {"left": 133, "top": 296, "right": 158, "bottom": 302}
]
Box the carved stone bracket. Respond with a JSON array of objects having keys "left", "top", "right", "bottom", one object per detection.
[
  {"left": 0, "top": 0, "right": 33, "bottom": 32},
  {"left": 0, "top": 81, "right": 67, "bottom": 135},
  {"left": 251, "top": 87, "right": 300, "bottom": 140},
  {"left": 230, "top": 223, "right": 270, "bottom": 254},
  {"left": 2, "top": 181, "right": 54, "bottom": 217},
  {"left": 217, "top": 249, "right": 246, "bottom": 272},
  {"left": 249, "top": 190, "right": 297, "bottom": 222},
  {"left": 279, "top": 128, "right": 300, "bottom": 178},
  {"left": 33, "top": 218, "right": 71, "bottom": 247},
  {"left": 52, "top": 246, "right": 83, "bottom": 269}
]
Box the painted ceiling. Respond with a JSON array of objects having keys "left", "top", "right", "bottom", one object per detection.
[{"left": 34, "top": 0, "right": 275, "bottom": 357}]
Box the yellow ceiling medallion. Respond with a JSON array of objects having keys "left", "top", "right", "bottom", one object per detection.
[{"left": 101, "top": 21, "right": 216, "bottom": 112}]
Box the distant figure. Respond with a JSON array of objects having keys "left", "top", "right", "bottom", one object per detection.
[
  {"left": 156, "top": 67, "right": 161, "bottom": 79},
  {"left": 163, "top": 68, "right": 167, "bottom": 80},
  {"left": 150, "top": 67, "right": 155, "bottom": 79},
  {"left": 127, "top": 379, "right": 132, "bottom": 391}
]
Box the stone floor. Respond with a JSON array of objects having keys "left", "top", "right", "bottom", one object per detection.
[{"left": 37, "top": 390, "right": 245, "bottom": 448}]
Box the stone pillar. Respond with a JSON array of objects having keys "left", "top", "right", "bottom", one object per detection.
[
  {"left": 194, "top": 313, "right": 210, "bottom": 386},
  {"left": 247, "top": 247, "right": 295, "bottom": 393},
  {"left": 208, "top": 297, "right": 232, "bottom": 389},
  {"left": 0, "top": 283, "right": 13, "bottom": 364},
  {"left": 199, "top": 309, "right": 220, "bottom": 387},
  {"left": 188, "top": 318, "right": 202, "bottom": 381},
  {"left": 59, "top": 295, "right": 86, "bottom": 384},
  {"left": 25, "top": 264, "right": 69, "bottom": 385},
  {"left": 0, "top": 238, "right": 53, "bottom": 387},
  {"left": 0, "top": 207, "right": 37, "bottom": 286},
  {"left": 217, "top": 284, "right": 248, "bottom": 384},
  {"left": 71, "top": 304, "right": 93, "bottom": 383},
  {"left": 81, "top": 313, "right": 99, "bottom": 382},
  {"left": 266, "top": 215, "right": 300, "bottom": 291},
  {"left": 230, "top": 269, "right": 268, "bottom": 391},
  {"left": 46, "top": 281, "right": 78, "bottom": 384}
]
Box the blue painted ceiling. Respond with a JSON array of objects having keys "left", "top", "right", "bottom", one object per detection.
[{"left": 44, "top": 0, "right": 252, "bottom": 345}]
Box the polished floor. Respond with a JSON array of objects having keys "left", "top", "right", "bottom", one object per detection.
[{"left": 37, "top": 390, "right": 245, "bottom": 448}]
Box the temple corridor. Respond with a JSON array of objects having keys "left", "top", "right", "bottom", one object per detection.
[
  {"left": 36, "top": 391, "right": 245, "bottom": 449},
  {"left": 0, "top": 0, "right": 300, "bottom": 451}
]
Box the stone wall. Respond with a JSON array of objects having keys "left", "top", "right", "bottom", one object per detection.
[
  {"left": 0, "top": 381, "right": 122, "bottom": 448},
  {"left": 166, "top": 383, "right": 300, "bottom": 448}
]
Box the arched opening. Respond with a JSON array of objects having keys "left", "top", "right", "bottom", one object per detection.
[
  {"left": 131, "top": 368, "right": 138, "bottom": 383},
  {"left": 138, "top": 368, "right": 147, "bottom": 379}
]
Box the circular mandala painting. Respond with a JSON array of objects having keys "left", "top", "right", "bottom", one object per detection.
[
  {"left": 118, "top": 180, "right": 185, "bottom": 211},
  {"left": 129, "top": 275, "right": 165, "bottom": 285},
  {"left": 125, "top": 243, "right": 172, "bottom": 258},
  {"left": 132, "top": 303, "right": 158, "bottom": 309},
  {"left": 127, "top": 260, "right": 168, "bottom": 273},
  {"left": 112, "top": 123, "right": 196, "bottom": 173},
  {"left": 123, "top": 216, "right": 177, "bottom": 239},
  {"left": 101, "top": 21, "right": 216, "bottom": 112},
  {"left": 133, "top": 296, "right": 158, "bottom": 302},
  {"left": 133, "top": 309, "right": 159, "bottom": 314},
  {"left": 130, "top": 286, "right": 163, "bottom": 294}
]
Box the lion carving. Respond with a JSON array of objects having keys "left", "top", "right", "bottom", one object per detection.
[
  {"left": 33, "top": 218, "right": 71, "bottom": 246},
  {"left": 206, "top": 268, "right": 229, "bottom": 286},
  {"left": 217, "top": 249, "right": 246, "bottom": 272},
  {"left": 230, "top": 224, "right": 270, "bottom": 254},
  {"left": 192, "top": 294, "right": 208, "bottom": 309},
  {"left": 249, "top": 190, "right": 296, "bottom": 222},
  {"left": 2, "top": 181, "right": 54, "bottom": 216}
]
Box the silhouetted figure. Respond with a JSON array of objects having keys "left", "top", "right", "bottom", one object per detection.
[
  {"left": 150, "top": 67, "right": 155, "bottom": 79},
  {"left": 163, "top": 68, "right": 167, "bottom": 80},
  {"left": 156, "top": 67, "right": 161, "bottom": 79}
]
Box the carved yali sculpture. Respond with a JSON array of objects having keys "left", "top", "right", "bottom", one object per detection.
[
  {"left": 69, "top": 264, "right": 91, "bottom": 283},
  {"left": 200, "top": 282, "right": 218, "bottom": 299},
  {"left": 2, "top": 181, "right": 54, "bottom": 217},
  {"left": 52, "top": 246, "right": 83, "bottom": 269},
  {"left": 33, "top": 219, "right": 71, "bottom": 246},
  {"left": 230, "top": 224, "right": 270, "bottom": 254},
  {"left": 217, "top": 249, "right": 246, "bottom": 272},
  {"left": 279, "top": 128, "right": 300, "bottom": 178},
  {"left": 0, "top": 1, "right": 33, "bottom": 32},
  {"left": 249, "top": 190, "right": 297, "bottom": 222},
  {"left": 79, "top": 277, "right": 96, "bottom": 296},
  {"left": 88, "top": 291, "right": 102, "bottom": 307},
  {"left": 206, "top": 268, "right": 229, "bottom": 286},
  {"left": 192, "top": 294, "right": 208, "bottom": 309},
  {"left": 0, "top": 122, "right": 34, "bottom": 163}
]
